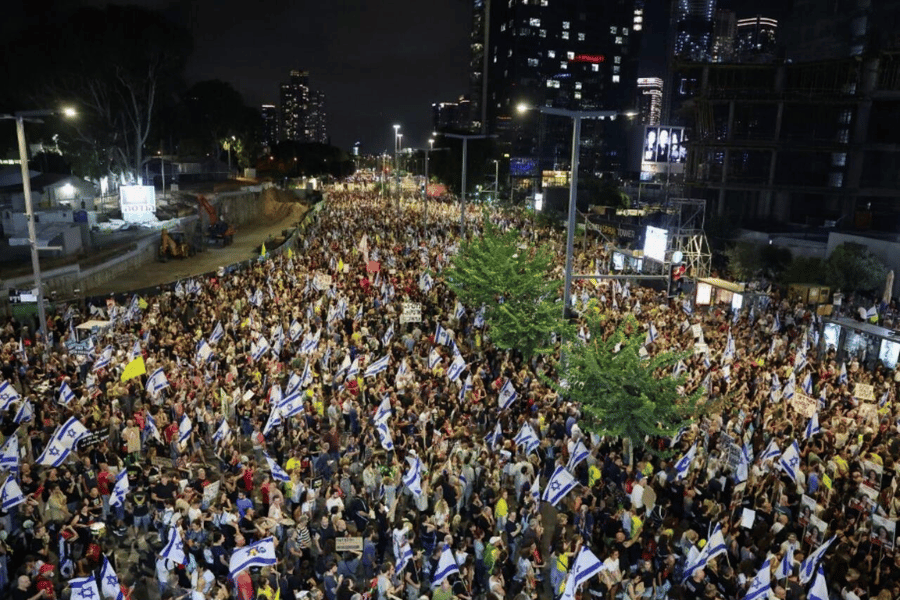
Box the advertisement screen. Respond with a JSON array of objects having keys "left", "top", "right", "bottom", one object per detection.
[
  {"left": 510, "top": 157, "right": 538, "bottom": 178},
  {"left": 823, "top": 323, "right": 841, "bottom": 351},
  {"left": 643, "top": 226, "right": 668, "bottom": 263},
  {"left": 696, "top": 282, "right": 712, "bottom": 305},
  {"left": 612, "top": 252, "right": 625, "bottom": 271},
  {"left": 641, "top": 125, "right": 687, "bottom": 176},
  {"left": 880, "top": 339, "right": 900, "bottom": 369}
]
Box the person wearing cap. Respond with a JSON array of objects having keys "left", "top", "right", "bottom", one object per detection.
[{"left": 35, "top": 564, "right": 55, "bottom": 600}]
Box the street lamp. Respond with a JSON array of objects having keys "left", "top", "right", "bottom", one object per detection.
[
  {"left": 424, "top": 138, "right": 434, "bottom": 226},
  {"left": 393, "top": 125, "right": 401, "bottom": 201},
  {"left": 226, "top": 135, "right": 236, "bottom": 179},
  {"left": 491, "top": 159, "right": 500, "bottom": 203},
  {"left": 1, "top": 107, "right": 77, "bottom": 347},
  {"left": 441, "top": 132, "right": 495, "bottom": 234},
  {"left": 516, "top": 103, "right": 623, "bottom": 317}
]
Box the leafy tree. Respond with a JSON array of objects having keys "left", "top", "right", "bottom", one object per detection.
[
  {"left": 553, "top": 312, "right": 704, "bottom": 457},
  {"left": 725, "top": 242, "right": 762, "bottom": 281},
  {"left": 825, "top": 243, "right": 888, "bottom": 294},
  {"left": 778, "top": 256, "right": 827, "bottom": 285},
  {"left": 176, "top": 80, "right": 262, "bottom": 166},
  {"left": 445, "top": 218, "right": 567, "bottom": 359}
]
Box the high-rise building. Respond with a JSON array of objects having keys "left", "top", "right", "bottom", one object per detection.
[
  {"left": 279, "top": 70, "right": 327, "bottom": 144},
  {"left": 782, "top": 0, "right": 900, "bottom": 63},
  {"left": 433, "top": 96, "right": 474, "bottom": 133},
  {"left": 469, "top": 0, "right": 489, "bottom": 132},
  {"left": 711, "top": 9, "right": 736, "bottom": 62},
  {"left": 673, "top": 0, "right": 717, "bottom": 62},
  {"left": 484, "top": 0, "right": 641, "bottom": 174},
  {"left": 637, "top": 77, "right": 663, "bottom": 126},
  {"left": 735, "top": 15, "right": 778, "bottom": 63},
  {"left": 260, "top": 104, "right": 278, "bottom": 150}
]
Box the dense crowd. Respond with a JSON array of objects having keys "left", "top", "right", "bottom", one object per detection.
[{"left": 0, "top": 190, "right": 899, "bottom": 600}]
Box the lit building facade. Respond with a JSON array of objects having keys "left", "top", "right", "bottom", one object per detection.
[
  {"left": 735, "top": 16, "right": 778, "bottom": 63},
  {"left": 260, "top": 104, "right": 278, "bottom": 150},
  {"left": 279, "top": 70, "right": 328, "bottom": 144},
  {"left": 637, "top": 77, "right": 663, "bottom": 125}
]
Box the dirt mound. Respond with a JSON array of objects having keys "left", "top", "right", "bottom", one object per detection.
[{"left": 258, "top": 188, "right": 308, "bottom": 223}]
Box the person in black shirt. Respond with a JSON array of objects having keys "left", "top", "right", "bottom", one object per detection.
[{"left": 10, "top": 575, "right": 43, "bottom": 600}]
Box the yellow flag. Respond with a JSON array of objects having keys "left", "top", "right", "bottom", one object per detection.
[
  {"left": 121, "top": 356, "right": 146, "bottom": 382},
  {"left": 260, "top": 242, "right": 267, "bottom": 257},
  {"left": 286, "top": 247, "right": 293, "bottom": 259},
  {"left": 138, "top": 297, "right": 148, "bottom": 310},
  {"left": 823, "top": 474, "right": 832, "bottom": 489},
  {"left": 338, "top": 258, "right": 344, "bottom": 272}
]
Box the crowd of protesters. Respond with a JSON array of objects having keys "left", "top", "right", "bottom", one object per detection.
[{"left": 0, "top": 189, "right": 899, "bottom": 600}]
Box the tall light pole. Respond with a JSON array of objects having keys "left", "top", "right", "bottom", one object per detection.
[
  {"left": 442, "top": 133, "right": 495, "bottom": 234},
  {"left": 2, "top": 107, "right": 77, "bottom": 347},
  {"left": 516, "top": 104, "right": 622, "bottom": 317},
  {"left": 491, "top": 159, "right": 499, "bottom": 203},
  {"left": 392, "top": 124, "right": 401, "bottom": 201},
  {"left": 424, "top": 137, "right": 434, "bottom": 226}
]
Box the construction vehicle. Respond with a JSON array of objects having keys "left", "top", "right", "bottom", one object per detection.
[
  {"left": 197, "top": 195, "right": 235, "bottom": 246},
  {"left": 159, "top": 229, "right": 193, "bottom": 261}
]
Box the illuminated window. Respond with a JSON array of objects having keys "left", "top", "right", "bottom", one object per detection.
[
  {"left": 832, "top": 152, "right": 847, "bottom": 166},
  {"left": 615, "top": 36, "right": 623, "bottom": 44},
  {"left": 614, "top": 56, "right": 621, "bottom": 64},
  {"left": 613, "top": 66, "right": 620, "bottom": 73},
  {"left": 562, "top": 31, "right": 569, "bottom": 40},
  {"left": 508, "top": 49, "right": 513, "bottom": 57},
  {"left": 592, "top": 63, "right": 599, "bottom": 72},
  {"left": 574, "top": 92, "right": 582, "bottom": 99},
  {"left": 610, "top": 26, "right": 617, "bottom": 34},
  {"left": 547, "top": 50, "right": 555, "bottom": 58},
  {"left": 541, "top": 0, "right": 548, "bottom": 5},
  {"left": 528, "top": 58, "right": 539, "bottom": 67},
  {"left": 529, "top": 18, "right": 541, "bottom": 26},
  {"left": 578, "top": 33, "right": 585, "bottom": 41},
  {"left": 500, "top": 23, "right": 506, "bottom": 32},
  {"left": 622, "top": 28, "right": 629, "bottom": 35},
  {"left": 612, "top": 75, "right": 620, "bottom": 83},
  {"left": 547, "top": 80, "right": 554, "bottom": 87},
  {"left": 540, "top": 29, "right": 546, "bottom": 37},
  {"left": 562, "top": 21, "right": 570, "bottom": 29},
  {"left": 560, "top": 61, "right": 567, "bottom": 69},
  {"left": 575, "top": 82, "right": 582, "bottom": 90},
  {"left": 566, "top": 51, "right": 575, "bottom": 59}
]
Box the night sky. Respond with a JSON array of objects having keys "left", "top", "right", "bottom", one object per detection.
[{"left": 5, "top": 0, "right": 789, "bottom": 153}]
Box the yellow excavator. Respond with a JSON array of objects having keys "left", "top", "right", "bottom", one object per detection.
[{"left": 159, "top": 229, "right": 192, "bottom": 261}]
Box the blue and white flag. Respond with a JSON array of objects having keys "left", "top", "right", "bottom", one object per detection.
[
  {"left": 567, "top": 439, "right": 590, "bottom": 472},
  {"left": 473, "top": 306, "right": 485, "bottom": 329},
  {"left": 212, "top": 419, "right": 232, "bottom": 445},
  {"left": 109, "top": 469, "right": 129, "bottom": 508},
  {"left": 209, "top": 321, "right": 225, "bottom": 345},
  {"left": 807, "top": 567, "right": 829, "bottom": 600},
  {"left": 741, "top": 558, "right": 772, "bottom": 600},
  {"left": 434, "top": 323, "right": 452, "bottom": 346},
  {"left": 196, "top": 339, "right": 214, "bottom": 363},
  {"left": 285, "top": 372, "right": 302, "bottom": 397},
  {"left": 177, "top": 415, "right": 193, "bottom": 445},
  {"left": 799, "top": 536, "right": 835, "bottom": 584},
  {"left": 229, "top": 536, "right": 277, "bottom": 577},
  {"left": 403, "top": 455, "right": 423, "bottom": 497},
  {"left": 447, "top": 354, "right": 466, "bottom": 382},
  {"left": 498, "top": 379, "right": 518, "bottom": 411},
  {"left": 374, "top": 394, "right": 392, "bottom": 425},
  {"left": 160, "top": 526, "right": 186, "bottom": 565},
  {"left": 761, "top": 439, "right": 781, "bottom": 463},
  {"left": 454, "top": 301, "right": 465, "bottom": 321},
  {"left": 782, "top": 379, "right": 795, "bottom": 400},
  {"left": 674, "top": 443, "right": 697, "bottom": 480},
  {"left": 419, "top": 272, "right": 434, "bottom": 294},
  {"left": 542, "top": 465, "right": 577, "bottom": 507},
  {"left": 251, "top": 337, "right": 270, "bottom": 361},
  {"left": 346, "top": 356, "right": 360, "bottom": 379},
  {"left": 55, "top": 416, "right": 89, "bottom": 445},
  {"left": 772, "top": 313, "right": 781, "bottom": 333},
  {"left": 723, "top": 330, "right": 735, "bottom": 361},
  {"left": 451, "top": 340, "right": 462, "bottom": 357},
  {"left": 376, "top": 420, "right": 394, "bottom": 451},
  {"left": 514, "top": 423, "right": 541, "bottom": 454},
  {"left": 265, "top": 453, "right": 291, "bottom": 482},
  {"left": 801, "top": 372, "right": 813, "bottom": 395},
  {"left": 771, "top": 372, "right": 780, "bottom": 392},
  {"left": 683, "top": 525, "right": 727, "bottom": 582},
  {"left": 0, "top": 474, "right": 25, "bottom": 510},
  {"left": 428, "top": 348, "right": 441, "bottom": 370},
  {"left": 93, "top": 345, "right": 114, "bottom": 371},
  {"left": 0, "top": 436, "right": 18, "bottom": 474},
  {"left": 839, "top": 363, "right": 848, "bottom": 385},
  {"left": 300, "top": 361, "right": 313, "bottom": 388},
  {"left": 263, "top": 406, "right": 283, "bottom": 437},
  {"left": 289, "top": 319, "right": 303, "bottom": 342},
  {"left": 147, "top": 367, "right": 169, "bottom": 396},
  {"left": 560, "top": 547, "right": 604, "bottom": 600},
  {"left": 673, "top": 360, "right": 686, "bottom": 378},
  {"left": 395, "top": 540, "right": 414, "bottom": 576},
  {"left": 432, "top": 545, "right": 460, "bottom": 586},
  {"left": 58, "top": 380, "right": 76, "bottom": 405},
  {"left": 70, "top": 575, "right": 102, "bottom": 600},
  {"left": 804, "top": 411, "right": 820, "bottom": 440},
  {"left": 145, "top": 413, "right": 162, "bottom": 443},
  {"left": 382, "top": 324, "right": 394, "bottom": 347},
  {"left": 365, "top": 354, "right": 391, "bottom": 378},
  {"left": 530, "top": 475, "right": 541, "bottom": 504},
  {"left": 775, "top": 545, "right": 794, "bottom": 580},
  {"left": 100, "top": 555, "right": 123, "bottom": 600},
  {"left": 0, "top": 381, "right": 21, "bottom": 411},
  {"left": 645, "top": 322, "right": 659, "bottom": 346},
  {"left": 485, "top": 422, "right": 503, "bottom": 448},
  {"left": 682, "top": 300, "right": 693, "bottom": 316},
  {"left": 779, "top": 440, "right": 801, "bottom": 481},
  {"left": 458, "top": 374, "right": 473, "bottom": 403}
]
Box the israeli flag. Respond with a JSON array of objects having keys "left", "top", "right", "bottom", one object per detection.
[
  {"left": 567, "top": 439, "right": 590, "bottom": 472},
  {"left": 447, "top": 354, "right": 466, "bottom": 382},
  {"left": 251, "top": 337, "right": 270, "bottom": 361},
  {"left": 196, "top": 339, "right": 214, "bottom": 363},
  {"left": 289, "top": 319, "right": 303, "bottom": 342},
  {"left": 723, "top": 330, "right": 735, "bottom": 361},
  {"left": 395, "top": 540, "right": 414, "bottom": 576},
  {"left": 683, "top": 525, "right": 727, "bottom": 581},
  {"left": 419, "top": 272, "right": 434, "bottom": 293},
  {"left": 674, "top": 443, "right": 697, "bottom": 480},
  {"left": 454, "top": 301, "right": 465, "bottom": 321},
  {"left": 347, "top": 356, "right": 360, "bottom": 379},
  {"left": 485, "top": 422, "right": 503, "bottom": 448},
  {"left": 770, "top": 372, "right": 780, "bottom": 392},
  {"left": 93, "top": 345, "right": 114, "bottom": 371},
  {"left": 300, "top": 360, "right": 314, "bottom": 388},
  {"left": 1, "top": 474, "right": 25, "bottom": 510},
  {"left": 530, "top": 475, "right": 541, "bottom": 503},
  {"left": 280, "top": 394, "right": 305, "bottom": 419},
  {"left": 772, "top": 313, "right": 781, "bottom": 333},
  {"left": 99, "top": 555, "right": 123, "bottom": 600},
  {"left": 778, "top": 440, "right": 801, "bottom": 481},
  {"left": 212, "top": 419, "right": 232, "bottom": 445},
  {"left": 428, "top": 348, "right": 441, "bottom": 370},
  {"left": 376, "top": 420, "right": 394, "bottom": 451},
  {"left": 761, "top": 439, "right": 781, "bottom": 463},
  {"left": 432, "top": 545, "right": 460, "bottom": 586},
  {"left": 646, "top": 323, "right": 659, "bottom": 345},
  {"left": 838, "top": 362, "right": 848, "bottom": 385},
  {"left": 742, "top": 558, "right": 772, "bottom": 600},
  {"left": 799, "top": 536, "right": 835, "bottom": 584},
  {"left": 207, "top": 321, "right": 225, "bottom": 346},
  {"left": 177, "top": 415, "right": 193, "bottom": 444},
  {"left": 300, "top": 330, "right": 320, "bottom": 354},
  {"left": 682, "top": 300, "right": 693, "bottom": 315},
  {"left": 145, "top": 413, "right": 162, "bottom": 443},
  {"left": 0, "top": 381, "right": 21, "bottom": 411},
  {"left": 804, "top": 411, "right": 820, "bottom": 440},
  {"left": 147, "top": 368, "right": 169, "bottom": 396},
  {"left": 55, "top": 416, "right": 89, "bottom": 445},
  {"left": 474, "top": 306, "right": 485, "bottom": 328},
  {"left": 0, "top": 436, "right": 18, "bottom": 473},
  {"left": 374, "top": 394, "right": 392, "bottom": 425},
  {"left": 673, "top": 360, "right": 686, "bottom": 378},
  {"left": 265, "top": 453, "right": 291, "bottom": 482},
  {"left": 542, "top": 465, "right": 577, "bottom": 507},
  {"left": 109, "top": 469, "right": 129, "bottom": 508},
  {"left": 263, "top": 406, "right": 283, "bottom": 437},
  {"left": 435, "top": 323, "right": 452, "bottom": 346},
  {"left": 382, "top": 324, "right": 394, "bottom": 347},
  {"left": 403, "top": 455, "right": 423, "bottom": 497},
  {"left": 514, "top": 423, "right": 541, "bottom": 454},
  {"left": 451, "top": 340, "right": 462, "bottom": 358},
  {"left": 735, "top": 444, "right": 750, "bottom": 483},
  {"left": 775, "top": 545, "right": 794, "bottom": 580},
  {"left": 807, "top": 567, "right": 829, "bottom": 600},
  {"left": 365, "top": 355, "right": 391, "bottom": 378},
  {"left": 285, "top": 372, "right": 302, "bottom": 397},
  {"left": 567, "top": 547, "right": 604, "bottom": 594},
  {"left": 70, "top": 575, "right": 102, "bottom": 600},
  {"left": 458, "top": 374, "right": 473, "bottom": 403},
  {"left": 498, "top": 379, "right": 518, "bottom": 411},
  {"left": 129, "top": 339, "right": 142, "bottom": 362},
  {"left": 795, "top": 350, "right": 808, "bottom": 373},
  {"left": 160, "top": 526, "right": 186, "bottom": 565},
  {"left": 59, "top": 381, "right": 76, "bottom": 405},
  {"left": 782, "top": 379, "right": 795, "bottom": 400},
  {"left": 228, "top": 535, "right": 277, "bottom": 578}
]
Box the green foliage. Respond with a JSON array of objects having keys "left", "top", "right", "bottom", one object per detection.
[
  {"left": 445, "top": 219, "right": 567, "bottom": 359},
  {"left": 778, "top": 256, "right": 827, "bottom": 285},
  {"left": 725, "top": 242, "right": 762, "bottom": 281},
  {"left": 825, "top": 243, "right": 888, "bottom": 293},
  {"left": 554, "top": 312, "right": 704, "bottom": 457}
]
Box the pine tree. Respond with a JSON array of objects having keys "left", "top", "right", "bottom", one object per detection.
[
  {"left": 445, "top": 219, "right": 567, "bottom": 359},
  {"left": 553, "top": 311, "right": 704, "bottom": 457}
]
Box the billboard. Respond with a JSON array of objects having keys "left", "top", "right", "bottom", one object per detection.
[
  {"left": 119, "top": 185, "right": 157, "bottom": 223},
  {"left": 643, "top": 225, "right": 668, "bottom": 263},
  {"left": 509, "top": 157, "right": 538, "bottom": 178},
  {"left": 641, "top": 126, "right": 687, "bottom": 176}
]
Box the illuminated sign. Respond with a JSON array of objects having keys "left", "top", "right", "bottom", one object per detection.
[
  {"left": 119, "top": 185, "right": 157, "bottom": 224},
  {"left": 643, "top": 226, "right": 668, "bottom": 263},
  {"left": 571, "top": 54, "right": 606, "bottom": 63}
]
